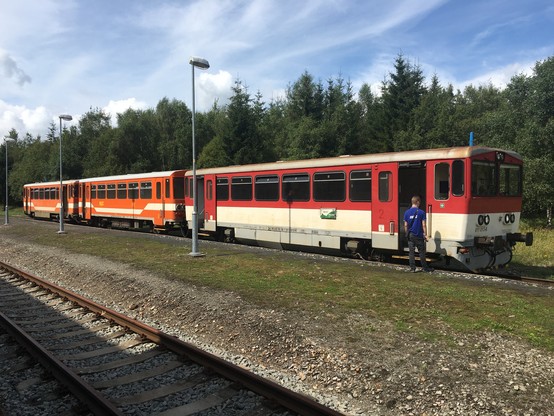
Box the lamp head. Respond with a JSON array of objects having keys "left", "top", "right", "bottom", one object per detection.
[
  {"left": 189, "top": 56, "right": 210, "bottom": 69},
  {"left": 59, "top": 114, "right": 72, "bottom": 121}
]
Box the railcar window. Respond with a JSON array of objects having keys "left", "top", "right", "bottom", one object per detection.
[
  {"left": 173, "top": 177, "right": 185, "bottom": 199},
  {"left": 499, "top": 164, "right": 521, "bottom": 196},
  {"left": 255, "top": 175, "right": 279, "bottom": 201},
  {"left": 156, "top": 182, "right": 161, "bottom": 199},
  {"left": 207, "top": 180, "right": 213, "bottom": 200},
  {"left": 117, "top": 183, "right": 127, "bottom": 199},
  {"left": 140, "top": 182, "right": 152, "bottom": 199},
  {"left": 452, "top": 160, "right": 465, "bottom": 196},
  {"left": 39, "top": 188, "right": 44, "bottom": 199},
  {"left": 378, "top": 172, "right": 392, "bottom": 202},
  {"left": 165, "top": 179, "right": 170, "bottom": 198},
  {"left": 97, "top": 184, "right": 106, "bottom": 199},
  {"left": 434, "top": 163, "right": 450, "bottom": 200},
  {"left": 45, "top": 188, "right": 50, "bottom": 200},
  {"left": 128, "top": 183, "right": 139, "bottom": 199},
  {"left": 55, "top": 189, "right": 59, "bottom": 200},
  {"left": 314, "top": 171, "right": 345, "bottom": 202},
  {"left": 107, "top": 184, "right": 116, "bottom": 199},
  {"left": 185, "top": 178, "right": 189, "bottom": 197},
  {"left": 282, "top": 173, "right": 310, "bottom": 202},
  {"left": 217, "top": 178, "right": 229, "bottom": 201},
  {"left": 231, "top": 177, "right": 253, "bottom": 201},
  {"left": 91, "top": 185, "right": 97, "bottom": 199},
  {"left": 350, "top": 170, "right": 372, "bottom": 202},
  {"left": 472, "top": 161, "right": 496, "bottom": 196}
]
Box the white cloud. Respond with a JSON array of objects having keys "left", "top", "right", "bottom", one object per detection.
[
  {"left": 196, "top": 70, "right": 234, "bottom": 109},
  {"left": 0, "top": 101, "right": 50, "bottom": 138},
  {"left": 103, "top": 98, "right": 148, "bottom": 126},
  {"left": 459, "top": 61, "right": 536, "bottom": 90}
]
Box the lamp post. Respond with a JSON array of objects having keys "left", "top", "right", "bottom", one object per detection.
[
  {"left": 189, "top": 56, "right": 209, "bottom": 257},
  {"left": 58, "top": 114, "right": 72, "bottom": 234},
  {"left": 4, "top": 137, "right": 14, "bottom": 225}
]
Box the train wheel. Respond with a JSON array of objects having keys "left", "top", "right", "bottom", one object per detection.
[{"left": 180, "top": 223, "right": 190, "bottom": 238}]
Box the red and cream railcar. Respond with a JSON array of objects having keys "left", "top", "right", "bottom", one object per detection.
[
  {"left": 78, "top": 170, "right": 186, "bottom": 231},
  {"left": 23, "top": 180, "right": 80, "bottom": 220},
  {"left": 185, "top": 146, "right": 532, "bottom": 271}
]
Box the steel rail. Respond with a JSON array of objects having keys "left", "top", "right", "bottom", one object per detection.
[
  {"left": 0, "top": 261, "right": 344, "bottom": 416},
  {"left": 0, "top": 311, "right": 124, "bottom": 416},
  {"left": 481, "top": 269, "right": 554, "bottom": 287}
]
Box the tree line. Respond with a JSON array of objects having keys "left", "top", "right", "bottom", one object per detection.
[{"left": 2, "top": 54, "right": 553, "bottom": 218}]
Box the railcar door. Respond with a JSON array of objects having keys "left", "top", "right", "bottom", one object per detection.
[
  {"left": 24, "top": 188, "right": 29, "bottom": 215},
  {"left": 371, "top": 162, "right": 398, "bottom": 250},
  {"left": 203, "top": 175, "right": 217, "bottom": 232},
  {"left": 81, "top": 183, "right": 86, "bottom": 220},
  {"left": 398, "top": 162, "right": 426, "bottom": 250},
  {"left": 62, "top": 185, "right": 68, "bottom": 218}
]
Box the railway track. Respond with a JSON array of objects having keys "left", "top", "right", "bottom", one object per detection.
[{"left": 0, "top": 261, "right": 343, "bottom": 416}]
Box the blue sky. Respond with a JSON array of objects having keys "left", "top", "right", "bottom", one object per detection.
[{"left": 1, "top": 0, "right": 553, "bottom": 138}]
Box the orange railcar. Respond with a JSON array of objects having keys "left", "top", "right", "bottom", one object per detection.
[
  {"left": 78, "top": 171, "right": 186, "bottom": 231},
  {"left": 23, "top": 180, "right": 80, "bottom": 220}
]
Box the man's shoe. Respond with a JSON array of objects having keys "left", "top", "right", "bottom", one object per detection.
[
  {"left": 423, "top": 268, "right": 434, "bottom": 273},
  {"left": 410, "top": 268, "right": 417, "bottom": 273}
]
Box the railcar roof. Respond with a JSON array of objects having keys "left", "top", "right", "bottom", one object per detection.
[
  {"left": 79, "top": 170, "right": 186, "bottom": 183},
  {"left": 188, "top": 146, "right": 522, "bottom": 176},
  {"left": 24, "top": 180, "right": 79, "bottom": 188}
]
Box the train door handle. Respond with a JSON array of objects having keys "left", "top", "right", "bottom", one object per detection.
[{"left": 389, "top": 221, "right": 395, "bottom": 235}]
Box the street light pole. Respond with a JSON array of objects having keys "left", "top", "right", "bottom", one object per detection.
[
  {"left": 4, "top": 137, "right": 14, "bottom": 226},
  {"left": 188, "top": 56, "right": 209, "bottom": 257},
  {"left": 58, "top": 114, "right": 72, "bottom": 234}
]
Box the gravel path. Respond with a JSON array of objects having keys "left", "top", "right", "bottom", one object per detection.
[{"left": 0, "top": 225, "right": 552, "bottom": 416}]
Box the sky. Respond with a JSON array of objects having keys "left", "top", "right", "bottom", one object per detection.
[{"left": 1, "top": 0, "right": 553, "bottom": 139}]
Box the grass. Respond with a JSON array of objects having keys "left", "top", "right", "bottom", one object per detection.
[{"left": 1, "top": 215, "right": 553, "bottom": 351}]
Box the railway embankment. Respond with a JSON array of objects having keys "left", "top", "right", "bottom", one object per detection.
[{"left": 1, "top": 216, "right": 553, "bottom": 416}]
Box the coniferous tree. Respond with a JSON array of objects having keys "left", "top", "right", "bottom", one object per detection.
[
  {"left": 223, "top": 79, "right": 268, "bottom": 165},
  {"left": 381, "top": 54, "right": 426, "bottom": 150}
]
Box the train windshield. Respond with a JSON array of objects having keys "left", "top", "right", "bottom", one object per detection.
[
  {"left": 499, "top": 163, "right": 522, "bottom": 196},
  {"left": 472, "top": 161, "right": 521, "bottom": 197}
]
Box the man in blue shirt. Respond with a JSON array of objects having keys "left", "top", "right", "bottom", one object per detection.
[{"left": 403, "top": 195, "right": 433, "bottom": 272}]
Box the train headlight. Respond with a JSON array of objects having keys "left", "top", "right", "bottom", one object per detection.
[
  {"left": 478, "top": 215, "right": 490, "bottom": 226},
  {"left": 503, "top": 213, "right": 516, "bottom": 224}
]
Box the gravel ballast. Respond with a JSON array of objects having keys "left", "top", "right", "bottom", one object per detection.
[{"left": 0, "top": 228, "right": 552, "bottom": 416}]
